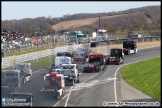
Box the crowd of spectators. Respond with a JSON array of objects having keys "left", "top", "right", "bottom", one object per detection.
[{"left": 1, "top": 28, "right": 31, "bottom": 42}]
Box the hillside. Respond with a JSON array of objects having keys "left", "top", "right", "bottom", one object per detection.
[
  {"left": 1, "top": 5, "right": 160, "bottom": 36},
  {"left": 52, "top": 12, "right": 143, "bottom": 31}
]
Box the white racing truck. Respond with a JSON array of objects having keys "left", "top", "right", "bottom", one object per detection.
[
  {"left": 50, "top": 56, "right": 73, "bottom": 73},
  {"left": 74, "top": 48, "right": 92, "bottom": 63},
  {"left": 2, "top": 63, "right": 32, "bottom": 96},
  {"left": 61, "top": 64, "right": 80, "bottom": 86},
  {"left": 91, "top": 28, "right": 109, "bottom": 47}
]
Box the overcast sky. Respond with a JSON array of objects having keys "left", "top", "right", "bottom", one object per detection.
[{"left": 2, "top": 1, "right": 161, "bottom": 21}]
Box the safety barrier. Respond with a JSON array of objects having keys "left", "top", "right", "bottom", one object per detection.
[{"left": 2, "top": 44, "right": 82, "bottom": 68}]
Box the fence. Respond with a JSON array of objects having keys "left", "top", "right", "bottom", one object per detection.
[
  {"left": 2, "top": 44, "right": 82, "bottom": 69},
  {"left": 1, "top": 35, "right": 78, "bottom": 54},
  {"left": 1, "top": 29, "right": 160, "bottom": 54}
]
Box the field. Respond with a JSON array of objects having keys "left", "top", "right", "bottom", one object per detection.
[
  {"left": 121, "top": 57, "right": 161, "bottom": 101},
  {"left": 52, "top": 12, "right": 142, "bottom": 31}
]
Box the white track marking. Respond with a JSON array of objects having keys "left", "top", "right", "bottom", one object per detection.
[
  {"left": 114, "top": 56, "right": 160, "bottom": 106},
  {"left": 53, "top": 93, "right": 69, "bottom": 107},
  {"left": 53, "top": 66, "right": 117, "bottom": 107},
  {"left": 64, "top": 86, "right": 73, "bottom": 107}
]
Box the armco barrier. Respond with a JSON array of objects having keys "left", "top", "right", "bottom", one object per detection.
[
  {"left": 108, "top": 36, "right": 160, "bottom": 45},
  {"left": 2, "top": 44, "right": 82, "bottom": 68}
]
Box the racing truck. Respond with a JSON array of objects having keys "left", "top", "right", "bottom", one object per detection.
[
  {"left": 50, "top": 56, "right": 73, "bottom": 73},
  {"left": 74, "top": 48, "right": 92, "bottom": 63},
  {"left": 1, "top": 69, "right": 31, "bottom": 97},
  {"left": 91, "top": 28, "right": 109, "bottom": 47},
  {"left": 83, "top": 54, "right": 106, "bottom": 72},
  {"left": 8, "top": 92, "right": 34, "bottom": 107},
  {"left": 61, "top": 64, "right": 80, "bottom": 86},
  {"left": 123, "top": 40, "right": 137, "bottom": 55},
  {"left": 73, "top": 31, "right": 89, "bottom": 44},
  {"left": 43, "top": 72, "right": 65, "bottom": 100},
  {"left": 106, "top": 48, "right": 124, "bottom": 65}
]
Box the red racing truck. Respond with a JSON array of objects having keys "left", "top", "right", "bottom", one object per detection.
[{"left": 83, "top": 54, "right": 106, "bottom": 72}]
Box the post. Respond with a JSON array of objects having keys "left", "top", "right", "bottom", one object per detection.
[{"left": 99, "top": 17, "right": 101, "bottom": 28}]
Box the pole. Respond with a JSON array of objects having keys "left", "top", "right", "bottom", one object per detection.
[{"left": 99, "top": 17, "right": 100, "bottom": 28}]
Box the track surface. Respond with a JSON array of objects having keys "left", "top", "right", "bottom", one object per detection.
[{"left": 2, "top": 46, "right": 160, "bottom": 107}]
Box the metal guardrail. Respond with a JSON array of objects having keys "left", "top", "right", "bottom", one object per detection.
[
  {"left": 95, "top": 36, "right": 161, "bottom": 45},
  {"left": 2, "top": 44, "right": 82, "bottom": 68}
]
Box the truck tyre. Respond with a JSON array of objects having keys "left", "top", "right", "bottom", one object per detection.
[
  {"left": 62, "top": 90, "right": 64, "bottom": 96},
  {"left": 71, "top": 79, "right": 74, "bottom": 86},
  {"left": 128, "top": 50, "right": 130, "bottom": 55},
  {"left": 99, "top": 66, "right": 101, "bottom": 72},
  {"left": 56, "top": 93, "right": 60, "bottom": 100},
  {"left": 77, "top": 76, "right": 80, "bottom": 83},
  {"left": 116, "top": 59, "right": 120, "bottom": 65},
  {"left": 22, "top": 78, "right": 26, "bottom": 85},
  {"left": 133, "top": 49, "right": 136, "bottom": 54},
  {"left": 122, "top": 58, "right": 124, "bottom": 64}
]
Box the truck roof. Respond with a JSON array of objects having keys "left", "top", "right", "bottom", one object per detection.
[
  {"left": 62, "top": 64, "right": 76, "bottom": 66},
  {"left": 9, "top": 92, "right": 33, "bottom": 96},
  {"left": 2, "top": 70, "right": 21, "bottom": 73},
  {"left": 89, "top": 53, "right": 104, "bottom": 56},
  {"left": 111, "top": 48, "right": 122, "bottom": 49}
]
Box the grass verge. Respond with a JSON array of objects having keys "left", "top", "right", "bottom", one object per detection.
[
  {"left": 121, "top": 57, "right": 161, "bottom": 101},
  {"left": 2, "top": 51, "right": 77, "bottom": 72}
]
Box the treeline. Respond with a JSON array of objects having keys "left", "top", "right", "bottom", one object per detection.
[{"left": 1, "top": 5, "right": 160, "bottom": 36}]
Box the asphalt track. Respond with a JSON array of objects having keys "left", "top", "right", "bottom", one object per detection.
[{"left": 3, "top": 46, "right": 160, "bottom": 107}]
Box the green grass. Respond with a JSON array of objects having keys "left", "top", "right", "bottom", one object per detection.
[{"left": 121, "top": 57, "right": 161, "bottom": 101}]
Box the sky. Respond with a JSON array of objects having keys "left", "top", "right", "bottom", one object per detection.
[{"left": 2, "top": 1, "right": 161, "bottom": 21}]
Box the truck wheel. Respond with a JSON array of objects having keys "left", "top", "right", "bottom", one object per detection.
[
  {"left": 22, "top": 78, "right": 26, "bottom": 84},
  {"left": 71, "top": 79, "right": 74, "bottom": 86},
  {"left": 56, "top": 93, "right": 60, "bottom": 100},
  {"left": 133, "top": 49, "right": 136, "bottom": 54},
  {"left": 77, "top": 76, "right": 80, "bottom": 83},
  {"left": 116, "top": 60, "right": 120, "bottom": 65},
  {"left": 128, "top": 50, "right": 130, "bottom": 55},
  {"left": 99, "top": 66, "right": 101, "bottom": 72},
  {"left": 122, "top": 58, "right": 124, "bottom": 64},
  {"left": 62, "top": 90, "right": 64, "bottom": 96}
]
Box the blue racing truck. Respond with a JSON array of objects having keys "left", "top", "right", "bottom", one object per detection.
[{"left": 73, "top": 31, "right": 89, "bottom": 44}]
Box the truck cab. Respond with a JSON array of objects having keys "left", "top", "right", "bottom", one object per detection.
[
  {"left": 123, "top": 40, "right": 137, "bottom": 55},
  {"left": 43, "top": 72, "right": 65, "bottom": 99},
  {"left": 75, "top": 48, "right": 92, "bottom": 61},
  {"left": 95, "top": 28, "right": 108, "bottom": 40},
  {"left": 50, "top": 56, "right": 73, "bottom": 73},
  {"left": 106, "top": 48, "right": 124, "bottom": 65},
  {"left": 61, "top": 64, "right": 80, "bottom": 85},
  {"left": 13, "top": 63, "right": 32, "bottom": 78},
  {"left": 1, "top": 70, "right": 29, "bottom": 95},
  {"left": 73, "top": 31, "right": 89, "bottom": 43}
]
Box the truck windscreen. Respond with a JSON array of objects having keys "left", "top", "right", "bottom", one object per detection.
[
  {"left": 98, "top": 32, "right": 107, "bottom": 36},
  {"left": 6, "top": 73, "right": 14, "bottom": 77}
]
